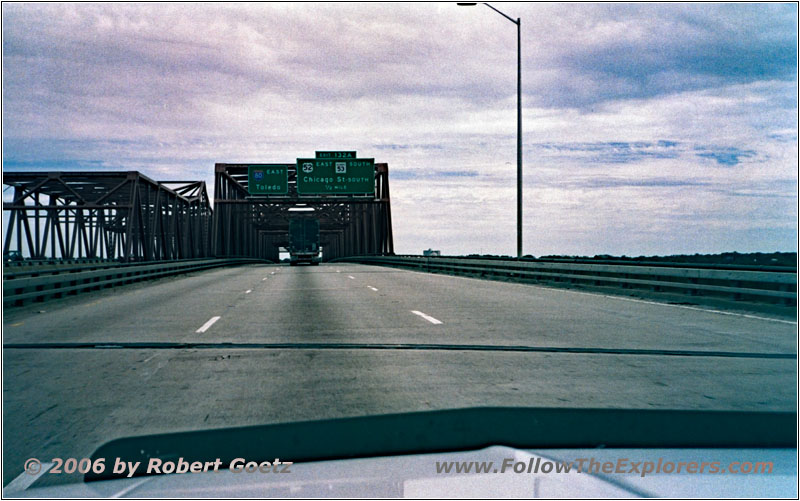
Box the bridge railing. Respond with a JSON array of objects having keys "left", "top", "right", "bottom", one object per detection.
[
  {"left": 3, "top": 258, "right": 266, "bottom": 306},
  {"left": 4, "top": 258, "right": 138, "bottom": 280},
  {"left": 340, "top": 255, "right": 797, "bottom": 306}
]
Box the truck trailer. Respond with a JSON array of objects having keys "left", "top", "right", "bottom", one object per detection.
[{"left": 288, "top": 218, "right": 321, "bottom": 266}]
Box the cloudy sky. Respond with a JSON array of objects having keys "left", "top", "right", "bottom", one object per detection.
[{"left": 2, "top": 2, "right": 797, "bottom": 256}]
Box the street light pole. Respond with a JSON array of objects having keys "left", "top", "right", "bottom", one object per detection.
[
  {"left": 458, "top": 2, "right": 523, "bottom": 258},
  {"left": 516, "top": 15, "right": 522, "bottom": 259}
]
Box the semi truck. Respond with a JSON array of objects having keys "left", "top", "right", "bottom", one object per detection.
[{"left": 288, "top": 218, "right": 321, "bottom": 266}]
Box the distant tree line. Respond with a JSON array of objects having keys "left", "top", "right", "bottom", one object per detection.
[
  {"left": 540, "top": 252, "right": 797, "bottom": 267},
  {"left": 462, "top": 251, "right": 797, "bottom": 268}
]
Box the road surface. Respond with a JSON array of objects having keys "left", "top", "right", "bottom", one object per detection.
[{"left": 3, "top": 263, "right": 796, "bottom": 486}]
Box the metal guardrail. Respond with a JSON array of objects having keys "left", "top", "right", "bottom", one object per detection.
[
  {"left": 3, "top": 258, "right": 267, "bottom": 305},
  {"left": 4, "top": 259, "right": 148, "bottom": 280},
  {"left": 385, "top": 254, "right": 796, "bottom": 273},
  {"left": 4, "top": 257, "right": 117, "bottom": 267},
  {"left": 342, "top": 256, "right": 797, "bottom": 306}
]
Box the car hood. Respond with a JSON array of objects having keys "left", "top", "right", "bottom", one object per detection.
[{"left": 7, "top": 446, "right": 797, "bottom": 498}]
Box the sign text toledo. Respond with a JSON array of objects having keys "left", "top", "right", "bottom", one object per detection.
[
  {"left": 247, "top": 165, "right": 288, "bottom": 195},
  {"left": 297, "top": 157, "right": 375, "bottom": 195}
]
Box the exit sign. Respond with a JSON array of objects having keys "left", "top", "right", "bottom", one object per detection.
[
  {"left": 315, "top": 151, "right": 356, "bottom": 159},
  {"left": 247, "top": 165, "right": 288, "bottom": 195}
]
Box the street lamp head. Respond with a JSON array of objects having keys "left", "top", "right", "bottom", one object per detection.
[{"left": 457, "top": 3, "right": 478, "bottom": 5}]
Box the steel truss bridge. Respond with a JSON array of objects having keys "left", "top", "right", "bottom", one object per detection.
[
  {"left": 212, "top": 162, "right": 393, "bottom": 262},
  {"left": 2, "top": 171, "right": 212, "bottom": 261},
  {"left": 3, "top": 161, "right": 394, "bottom": 262}
]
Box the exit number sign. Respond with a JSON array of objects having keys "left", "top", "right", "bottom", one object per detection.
[{"left": 315, "top": 151, "right": 356, "bottom": 159}]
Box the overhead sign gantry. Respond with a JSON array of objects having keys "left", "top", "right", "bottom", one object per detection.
[
  {"left": 214, "top": 150, "right": 393, "bottom": 262},
  {"left": 246, "top": 152, "right": 376, "bottom": 197}
]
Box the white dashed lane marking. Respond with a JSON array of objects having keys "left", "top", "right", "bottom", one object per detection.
[
  {"left": 4, "top": 461, "right": 54, "bottom": 493},
  {"left": 411, "top": 310, "right": 443, "bottom": 325},
  {"left": 196, "top": 316, "right": 221, "bottom": 333}
]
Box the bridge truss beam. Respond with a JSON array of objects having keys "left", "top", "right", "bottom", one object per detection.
[{"left": 3, "top": 172, "right": 212, "bottom": 262}]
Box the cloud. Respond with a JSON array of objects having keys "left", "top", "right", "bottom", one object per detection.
[
  {"left": 695, "top": 147, "right": 757, "bottom": 166},
  {"left": 526, "top": 3, "right": 797, "bottom": 108},
  {"left": 534, "top": 141, "right": 682, "bottom": 164},
  {"left": 391, "top": 170, "right": 480, "bottom": 180},
  {"left": 568, "top": 177, "right": 709, "bottom": 189},
  {"left": 1, "top": 3, "right": 797, "bottom": 256}
]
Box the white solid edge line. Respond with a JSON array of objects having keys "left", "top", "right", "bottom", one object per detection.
[
  {"left": 196, "top": 316, "right": 221, "bottom": 333},
  {"left": 565, "top": 288, "right": 798, "bottom": 325},
  {"left": 3, "top": 462, "right": 54, "bottom": 494},
  {"left": 411, "top": 310, "right": 443, "bottom": 325},
  {"left": 421, "top": 270, "right": 797, "bottom": 325}
]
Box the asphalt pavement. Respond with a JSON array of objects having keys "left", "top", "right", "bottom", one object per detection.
[{"left": 3, "top": 263, "right": 797, "bottom": 486}]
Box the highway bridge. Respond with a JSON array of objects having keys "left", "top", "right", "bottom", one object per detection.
[{"left": 2, "top": 164, "right": 797, "bottom": 488}]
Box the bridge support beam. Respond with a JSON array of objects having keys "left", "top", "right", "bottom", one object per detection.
[{"left": 3, "top": 172, "right": 212, "bottom": 262}]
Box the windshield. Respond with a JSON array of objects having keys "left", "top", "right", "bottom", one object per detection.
[{"left": 2, "top": 2, "right": 797, "bottom": 498}]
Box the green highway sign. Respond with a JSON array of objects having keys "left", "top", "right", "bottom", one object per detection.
[
  {"left": 296, "top": 158, "right": 375, "bottom": 195},
  {"left": 247, "top": 165, "right": 288, "bottom": 195},
  {"left": 315, "top": 151, "right": 356, "bottom": 159}
]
